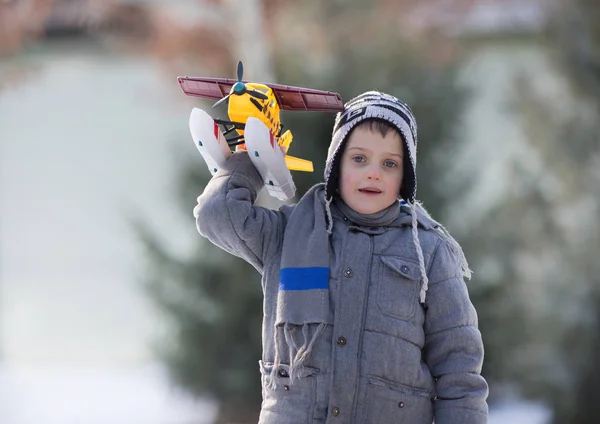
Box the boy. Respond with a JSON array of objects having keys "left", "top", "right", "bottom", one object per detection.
[{"left": 194, "top": 91, "right": 488, "bottom": 423}]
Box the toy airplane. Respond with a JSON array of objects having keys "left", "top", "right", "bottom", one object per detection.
[{"left": 178, "top": 61, "right": 344, "bottom": 201}]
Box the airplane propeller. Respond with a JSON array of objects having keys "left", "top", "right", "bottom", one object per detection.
[{"left": 212, "top": 61, "right": 268, "bottom": 109}]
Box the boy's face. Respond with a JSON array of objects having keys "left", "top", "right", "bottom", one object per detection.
[{"left": 339, "top": 126, "right": 404, "bottom": 215}]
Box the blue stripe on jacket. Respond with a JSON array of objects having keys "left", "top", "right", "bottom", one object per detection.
[{"left": 279, "top": 267, "right": 329, "bottom": 290}]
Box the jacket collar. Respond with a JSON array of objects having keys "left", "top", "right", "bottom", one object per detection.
[{"left": 397, "top": 201, "right": 439, "bottom": 230}]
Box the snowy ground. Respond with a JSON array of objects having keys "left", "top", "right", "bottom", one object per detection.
[
  {"left": 0, "top": 364, "right": 551, "bottom": 424},
  {"left": 0, "top": 364, "right": 217, "bottom": 424},
  {"left": 489, "top": 400, "right": 551, "bottom": 424}
]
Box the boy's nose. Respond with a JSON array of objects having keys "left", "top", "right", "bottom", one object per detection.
[{"left": 366, "top": 165, "right": 381, "bottom": 180}]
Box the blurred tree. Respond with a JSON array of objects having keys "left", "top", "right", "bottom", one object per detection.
[
  {"left": 505, "top": 0, "right": 600, "bottom": 422},
  {"left": 136, "top": 1, "right": 481, "bottom": 422},
  {"left": 514, "top": 78, "right": 600, "bottom": 422}
]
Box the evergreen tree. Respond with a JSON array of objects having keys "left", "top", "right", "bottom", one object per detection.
[
  {"left": 490, "top": 0, "right": 600, "bottom": 420},
  {"left": 540, "top": 2, "right": 600, "bottom": 421}
]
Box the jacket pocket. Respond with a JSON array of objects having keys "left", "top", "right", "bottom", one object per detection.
[
  {"left": 362, "top": 375, "right": 433, "bottom": 424},
  {"left": 258, "top": 360, "right": 319, "bottom": 423},
  {"left": 377, "top": 256, "right": 422, "bottom": 320}
]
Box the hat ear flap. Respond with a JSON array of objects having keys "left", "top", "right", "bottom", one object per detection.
[
  {"left": 325, "top": 134, "right": 350, "bottom": 199},
  {"left": 400, "top": 137, "right": 416, "bottom": 202}
]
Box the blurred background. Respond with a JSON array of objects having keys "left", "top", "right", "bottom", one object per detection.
[{"left": 1, "top": 0, "right": 598, "bottom": 423}]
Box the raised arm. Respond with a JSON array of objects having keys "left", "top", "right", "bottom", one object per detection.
[
  {"left": 194, "top": 151, "right": 287, "bottom": 273},
  {"left": 423, "top": 239, "right": 489, "bottom": 424}
]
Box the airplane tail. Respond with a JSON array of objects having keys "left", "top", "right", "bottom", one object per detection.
[
  {"left": 279, "top": 130, "right": 314, "bottom": 172},
  {"left": 285, "top": 156, "right": 314, "bottom": 172}
]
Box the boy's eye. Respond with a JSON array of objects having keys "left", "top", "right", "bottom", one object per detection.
[
  {"left": 352, "top": 156, "right": 366, "bottom": 163},
  {"left": 384, "top": 160, "right": 398, "bottom": 168}
]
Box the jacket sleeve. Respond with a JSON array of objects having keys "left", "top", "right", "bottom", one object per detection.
[
  {"left": 193, "top": 151, "right": 287, "bottom": 273},
  {"left": 423, "top": 238, "right": 489, "bottom": 424}
]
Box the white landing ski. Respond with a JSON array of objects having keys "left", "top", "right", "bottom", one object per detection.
[
  {"left": 244, "top": 117, "right": 296, "bottom": 201},
  {"left": 189, "top": 108, "right": 231, "bottom": 176}
]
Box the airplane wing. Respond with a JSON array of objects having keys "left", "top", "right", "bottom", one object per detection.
[
  {"left": 266, "top": 83, "right": 344, "bottom": 112},
  {"left": 178, "top": 76, "right": 344, "bottom": 112},
  {"left": 177, "top": 76, "right": 240, "bottom": 100}
]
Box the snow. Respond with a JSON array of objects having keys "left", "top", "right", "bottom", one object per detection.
[
  {"left": 489, "top": 400, "right": 552, "bottom": 424},
  {"left": 0, "top": 363, "right": 217, "bottom": 424}
]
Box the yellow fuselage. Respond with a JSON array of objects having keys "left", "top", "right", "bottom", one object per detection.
[
  {"left": 224, "top": 82, "right": 313, "bottom": 172},
  {"left": 227, "top": 83, "right": 282, "bottom": 137}
]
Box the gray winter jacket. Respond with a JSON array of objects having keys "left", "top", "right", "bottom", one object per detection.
[{"left": 195, "top": 152, "right": 489, "bottom": 423}]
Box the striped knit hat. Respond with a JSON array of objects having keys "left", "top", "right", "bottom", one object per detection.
[{"left": 324, "top": 91, "right": 418, "bottom": 203}]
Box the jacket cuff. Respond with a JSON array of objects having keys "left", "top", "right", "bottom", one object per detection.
[{"left": 219, "top": 151, "right": 264, "bottom": 195}]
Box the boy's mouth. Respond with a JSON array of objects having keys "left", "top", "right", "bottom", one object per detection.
[{"left": 358, "top": 187, "right": 382, "bottom": 194}]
